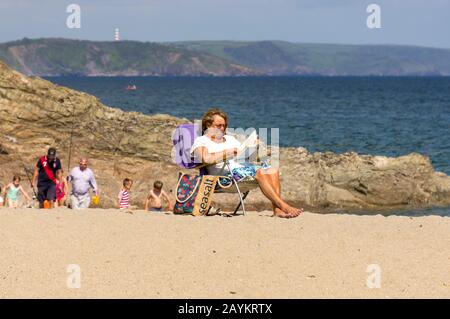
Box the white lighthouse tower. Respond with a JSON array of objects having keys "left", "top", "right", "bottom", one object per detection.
[{"left": 114, "top": 28, "right": 120, "bottom": 41}]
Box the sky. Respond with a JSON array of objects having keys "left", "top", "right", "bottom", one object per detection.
[{"left": 0, "top": 0, "right": 449, "bottom": 48}]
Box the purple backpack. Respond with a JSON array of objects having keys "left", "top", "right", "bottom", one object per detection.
[{"left": 172, "top": 123, "right": 203, "bottom": 169}]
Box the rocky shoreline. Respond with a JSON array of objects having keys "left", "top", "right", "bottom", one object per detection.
[{"left": 1, "top": 60, "right": 449, "bottom": 212}]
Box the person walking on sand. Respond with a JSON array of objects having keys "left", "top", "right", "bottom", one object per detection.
[
  {"left": 2, "top": 175, "right": 31, "bottom": 208},
  {"left": 32, "top": 147, "right": 62, "bottom": 209},
  {"left": 144, "top": 180, "right": 173, "bottom": 212},
  {"left": 67, "top": 158, "right": 98, "bottom": 210},
  {"left": 118, "top": 178, "right": 133, "bottom": 210}
]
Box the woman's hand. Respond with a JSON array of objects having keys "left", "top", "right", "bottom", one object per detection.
[{"left": 226, "top": 148, "right": 239, "bottom": 158}]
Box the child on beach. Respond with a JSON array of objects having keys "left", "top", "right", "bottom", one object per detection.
[
  {"left": 55, "top": 169, "right": 68, "bottom": 208},
  {"left": 144, "top": 180, "right": 173, "bottom": 212},
  {"left": 118, "top": 178, "right": 133, "bottom": 210},
  {"left": 2, "top": 175, "right": 32, "bottom": 208}
]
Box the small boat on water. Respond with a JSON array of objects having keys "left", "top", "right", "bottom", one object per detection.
[{"left": 126, "top": 84, "right": 137, "bottom": 91}]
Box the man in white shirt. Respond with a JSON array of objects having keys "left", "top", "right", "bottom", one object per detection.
[{"left": 67, "top": 158, "right": 98, "bottom": 209}]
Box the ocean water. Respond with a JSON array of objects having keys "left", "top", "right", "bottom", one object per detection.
[{"left": 47, "top": 76, "right": 450, "bottom": 216}]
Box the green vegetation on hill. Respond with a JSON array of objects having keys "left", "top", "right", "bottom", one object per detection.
[
  {"left": 173, "top": 40, "right": 450, "bottom": 75},
  {"left": 1, "top": 38, "right": 450, "bottom": 76},
  {"left": 0, "top": 38, "right": 256, "bottom": 76}
]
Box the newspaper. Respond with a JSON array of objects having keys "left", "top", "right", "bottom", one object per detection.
[{"left": 236, "top": 131, "right": 258, "bottom": 161}]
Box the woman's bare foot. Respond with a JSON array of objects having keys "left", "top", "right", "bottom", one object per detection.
[
  {"left": 281, "top": 205, "right": 303, "bottom": 217},
  {"left": 273, "top": 207, "right": 293, "bottom": 218}
]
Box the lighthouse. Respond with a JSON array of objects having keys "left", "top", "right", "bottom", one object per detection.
[{"left": 114, "top": 28, "right": 120, "bottom": 41}]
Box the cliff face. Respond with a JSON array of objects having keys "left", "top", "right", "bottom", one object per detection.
[
  {"left": 0, "top": 60, "right": 184, "bottom": 160},
  {"left": 1, "top": 60, "right": 450, "bottom": 212}
]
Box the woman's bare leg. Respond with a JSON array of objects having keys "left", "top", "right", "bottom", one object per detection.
[
  {"left": 264, "top": 168, "right": 303, "bottom": 216},
  {"left": 260, "top": 168, "right": 283, "bottom": 215},
  {"left": 7, "top": 199, "right": 18, "bottom": 209},
  {"left": 256, "top": 169, "right": 300, "bottom": 217}
]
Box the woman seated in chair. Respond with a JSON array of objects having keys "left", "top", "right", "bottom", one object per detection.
[{"left": 191, "top": 108, "right": 303, "bottom": 218}]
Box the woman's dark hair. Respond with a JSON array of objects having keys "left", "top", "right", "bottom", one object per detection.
[
  {"left": 13, "top": 175, "right": 21, "bottom": 182},
  {"left": 201, "top": 108, "right": 228, "bottom": 134}
]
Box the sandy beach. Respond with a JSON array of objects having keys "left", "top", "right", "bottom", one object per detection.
[{"left": 0, "top": 208, "right": 449, "bottom": 298}]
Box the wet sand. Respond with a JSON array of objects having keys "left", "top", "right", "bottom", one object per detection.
[{"left": 0, "top": 208, "right": 449, "bottom": 298}]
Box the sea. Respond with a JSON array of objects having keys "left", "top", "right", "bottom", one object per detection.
[{"left": 46, "top": 76, "right": 450, "bottom": 216}]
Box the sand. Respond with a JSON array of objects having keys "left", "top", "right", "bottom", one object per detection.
[{"left": 0, "top": 207, "right": 449, "bottom": 298}]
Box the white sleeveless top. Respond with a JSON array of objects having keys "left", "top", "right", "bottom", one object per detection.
[{"left": 191, "top": 135, "right": 242, "bottom": 175}]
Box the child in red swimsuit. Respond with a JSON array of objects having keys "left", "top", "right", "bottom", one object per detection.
[{"left": 55, "top": 169, "right": 67, "bottom": 207}]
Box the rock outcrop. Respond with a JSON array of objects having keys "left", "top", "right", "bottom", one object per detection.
[
  {"left": 1, "top": 60, "right": 449, "bottom": 212},
  {"left": 279, "top": 148, "right": 450, "bottom": 212}
]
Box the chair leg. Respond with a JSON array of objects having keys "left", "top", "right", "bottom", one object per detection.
[
  {"left": 233, "top": 190, "right": 249, "bottom": 215},
  {"left": 225, "top": 161, "right": 248, "bottom": 216}
]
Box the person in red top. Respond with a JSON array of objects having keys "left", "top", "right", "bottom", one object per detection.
[{"left": 32, "top": 147, "right": 62, "bottom": 209}]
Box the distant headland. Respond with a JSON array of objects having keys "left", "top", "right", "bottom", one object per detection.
[{"left": 1, "top": 38, "right": 450, "bottom": 77}]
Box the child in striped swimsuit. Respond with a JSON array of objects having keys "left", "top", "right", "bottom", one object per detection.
[{"left": 118, "top": 178, "right": 133, "bottom": 209}]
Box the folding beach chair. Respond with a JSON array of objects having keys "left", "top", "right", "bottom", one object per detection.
[{"left": 172, "top": 123, "right": 260, "bottom": 215}]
